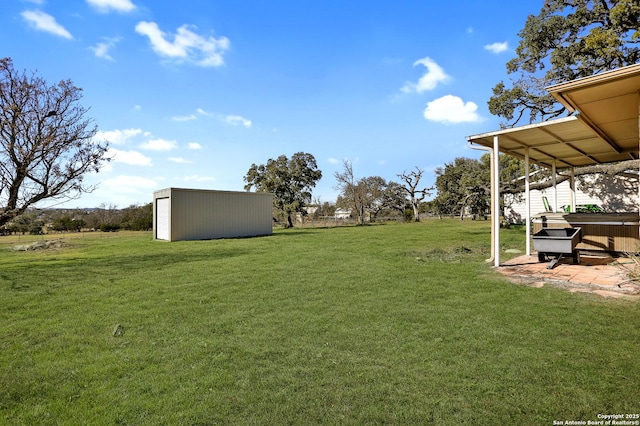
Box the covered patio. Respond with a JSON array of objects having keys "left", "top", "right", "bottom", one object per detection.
[
  {"left": 467, "top": 63, "right": 640, "bottom": 275},
  {"left": 467, "top": 64, "right": 640, "bottom": 266}
]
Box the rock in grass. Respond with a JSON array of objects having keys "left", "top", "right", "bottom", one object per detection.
[
  {"left": 112, "top": 324, "right": 125, "bottom": 337},
  {"left": 12, "top": 239, "right": 66, "bottom": 251}
]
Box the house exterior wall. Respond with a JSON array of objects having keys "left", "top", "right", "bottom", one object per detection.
[
  {"left": 504, "top": 174, "right": 638, "bottom": 223},
  {"left": 334, "top": 208, "right": 351, "bottom": 219},
  {"left": 153, "top": 188, "right": 273, "bottom": 241}
]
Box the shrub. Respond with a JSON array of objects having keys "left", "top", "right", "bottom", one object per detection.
[
  {"left": 403, "top": 208, "right": 414, "bottom": 222},
  {"left": 99, "top": 223, "right": 121, "bottom": 232}
]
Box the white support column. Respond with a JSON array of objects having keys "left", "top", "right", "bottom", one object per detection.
[
  {"left": 552, "top": 160, "right": 558, "bottom": 213},
  {"left": 487, "top": 147, "right": 495, "bottom": 263},
  {"left": 525, "top": 148, "right": 531, "bottom": 255},
  {"left": 493, "top": 135, "right": 500, "bottom": 267},
  {"left": 570, "top": 167, "right": 576, "bottom": 213}
]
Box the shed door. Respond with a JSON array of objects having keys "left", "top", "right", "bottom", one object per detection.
[{"left": 156, "top": 198, "right": 170, "bottom": 240}]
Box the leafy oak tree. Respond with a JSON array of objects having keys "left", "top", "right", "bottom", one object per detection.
[
  {"left": 358, "top": 176, "right": 388, "bottom": 219},
  {"left": 489, "top": 0, "right": 640, "bottom": 127},
  {"left": 381, "top": 181, "right": 410, "bottom": 215},
  {"left": 432, "top": 155, "right": 526, "bottom": 219},
  {"left": 0, "top": 58, "right": 109, "bottom": 227},
  {"left": 244, "top": 152, "right": 322, "bottom": 228},
  {"left": 486, "top": 0, "right": 640, "bottom": 198},
  {"left": 433, "top": 158, "right": 487, "bottom": 218}
]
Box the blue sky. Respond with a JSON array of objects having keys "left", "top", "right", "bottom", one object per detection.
[{"left": 2, "top": 0, "right": 542, "bottom": 208}]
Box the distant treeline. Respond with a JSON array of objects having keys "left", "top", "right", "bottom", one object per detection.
[{"left": 1, "top": 203, "right": 153, "bottom": 235}]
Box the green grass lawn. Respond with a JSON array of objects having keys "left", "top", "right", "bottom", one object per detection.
[{"left": 1, "top": 220, "right": 638, "bottom": 425}]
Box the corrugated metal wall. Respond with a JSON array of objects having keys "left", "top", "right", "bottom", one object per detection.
[{"left": 153, "top": 188, "right": 273, "bottom": 241}]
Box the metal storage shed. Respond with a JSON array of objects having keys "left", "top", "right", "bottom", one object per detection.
[{"left": 153, "top": 188, "right": 273, "bottom": 241}]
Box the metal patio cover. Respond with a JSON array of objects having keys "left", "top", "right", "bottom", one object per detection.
[{"left": 467, "top": 63, "right": 640, "bottom": 169}]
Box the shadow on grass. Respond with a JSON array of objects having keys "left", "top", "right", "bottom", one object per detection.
[
  {"left": 2, "top": 245, "right": 253, "bottom": 285},
  {"left": 271, "top": 229, "right": 318, "bottom": 236},
  {"left": 97, "top": 248, "right": 253, "bottom": 271},
  {"left": 410, "top": 246, "right": 489, "bottom": 263},
  {"left": 274, "top": 222, "right": 394, "bottom": 234}
]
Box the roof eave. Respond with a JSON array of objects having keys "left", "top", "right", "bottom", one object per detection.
[{"left": 547, "top": 63, "right": 640, "bottom": 112}]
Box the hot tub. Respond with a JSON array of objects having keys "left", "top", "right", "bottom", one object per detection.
[{"left": 532, "top": 213, "right": 640, "bottom": 252}]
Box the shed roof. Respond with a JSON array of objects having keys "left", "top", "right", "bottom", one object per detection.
[{"left": 467, "top": 63, "right": 640, "bottom": 169}]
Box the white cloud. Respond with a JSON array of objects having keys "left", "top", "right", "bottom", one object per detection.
[
  {"left": 401, "top": 57, "right": 450, "bottom": 94},
  {"left": 184, "top": 175, "right": 216, "bottom": 182},
  {"left": 175, "top": 108, "right": 252, "bottom": 127},
  {"left": 169, "top": 157, "right": 193, "bottom": 164},
  {"left": 90, "top": 37, "right": 121, "bottom": 61},
  {"left": 327, "top": 157, "right": 339, "bottom": 164},
  {"left": 86, "top": 0, "right": 136, "bottom": 13},
  {"left": 135, "top": 21, "right": 230, "bottom": 67},
  {"left": 188, "top": 142, "right": 202, "bottom": 150},
  {"left": 225, "top": 115, "right": 252, "bottom": 127},
  {"left": 95, "top": 128, "right": 142, "bottom": 145},
  {"left": 196, "top": 108, "right": 214, "bottom": 117},
  {"left": 140, "top": 138, "right": 177, "bottom": 151},
  {"left": 106, "top": 148, "right": 153, "bottom": 166},
  {"left": 91, "top": 42, "right": 113, "bottom": 61},
  {"left": 102, "top": 175, "right": 158, "bottom": 194},
  {"left": 423, "top": 95, "right": 481, "bottom": 124},
  {"left": 21, "top": 10, "right": 72, "bottom": 39},
  {"left": 484, "top": 41, "right": 508, "bottom": 54},
  {"left": 99, "top": 162, "right": 113, "bottom": 172},
  {"left": 172, "top": 114, "right": 197, "bottom": 122}
]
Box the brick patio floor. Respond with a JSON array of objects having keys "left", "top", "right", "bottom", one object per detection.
[{"left": 496, "top": 251, "right": 640, "bottom": 300}]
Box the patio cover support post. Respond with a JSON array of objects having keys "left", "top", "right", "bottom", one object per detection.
[
  {"left": 552, "top": 160, "right": 558, "bottom": 213},
  {"left": 570, "top": 167, "right": 575, "bottom": 212},
  {"left": 487, "top": 146, "right": 495, "bottom": 263},
  {"left": 525, "top": 148, "right": 531, "bottom": 255},
  {"left": 493, "top": 135, "right": 500, "bottom": 267},
  {"left": 468, "top": 141, "right": 495, "bottom": 263}
]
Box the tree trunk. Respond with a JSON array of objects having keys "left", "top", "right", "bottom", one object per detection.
[{"left": 413, "top": 204, "right": 420, "bottom": 222}]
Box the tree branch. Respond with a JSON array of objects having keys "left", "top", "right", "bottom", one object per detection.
[{"left": 500, "top": 160, "right": 640, "bottom": 194}]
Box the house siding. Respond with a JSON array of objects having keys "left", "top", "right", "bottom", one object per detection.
[{"left": 505, "top": 174, "right": 638, "bottom": 223}]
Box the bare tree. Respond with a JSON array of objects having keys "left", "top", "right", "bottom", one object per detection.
[
  {"left": 334, "top": 160, "right": 366, "bottom": 224},
  {"left": 334, "top": 160, "right": 390, "bottom": 224},
  {"left": 0, "top": 58, "right": 109, "bottom": 227},
  {"left": 397, "top": 167, "right": 432, "bottom": 222}
]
